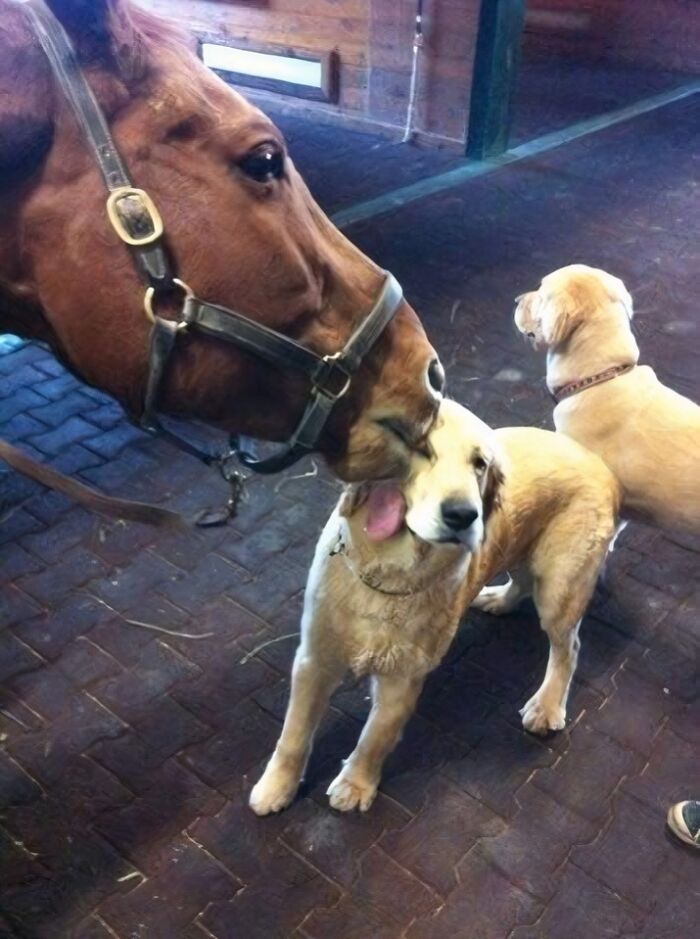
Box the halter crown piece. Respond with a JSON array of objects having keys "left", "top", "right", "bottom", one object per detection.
[{"left": 22, "top": 0, "right": 404, "bottom": 493}]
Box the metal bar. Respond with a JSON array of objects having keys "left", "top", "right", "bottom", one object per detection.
[{"left": 466, "top": 0, "right": 526, "bottom": 159}]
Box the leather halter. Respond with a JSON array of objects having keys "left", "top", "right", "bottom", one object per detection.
[
  {"left": 23, "top": 0, "right": 404, "bottom": 476},
  {"left": 550, "top": 363, "right": 635, "bottom": 404}
]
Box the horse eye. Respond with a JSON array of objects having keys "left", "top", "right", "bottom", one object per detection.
[
  {"left": 239, "top": 143, "right": 284, "bottom": 182},
  {"left": 427, "top": 358, "right": 446, "bottom": 394}
]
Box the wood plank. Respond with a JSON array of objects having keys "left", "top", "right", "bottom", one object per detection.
[
  {"left": 141, "top": 0, "right": 370, "bottom": 63},
  {"left": 137, "top": 0, "right": 482, "bottom": 144}
]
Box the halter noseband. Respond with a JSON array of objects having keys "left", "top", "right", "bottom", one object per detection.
[{"left": 24, "top": 0, "right": 404, "bottom": 476}]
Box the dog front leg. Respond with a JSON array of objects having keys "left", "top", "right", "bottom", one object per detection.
[
  {"left": 327, "top": 672, "right": 424, "bottom": 812},
  {"left": 250, "top": 647, "right": 343, "bottom": 815},
  {"left": 521, "top": 609, "right": 582, "bottom": 735}
]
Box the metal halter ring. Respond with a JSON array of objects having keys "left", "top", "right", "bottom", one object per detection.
[{"left": 143, "top": 278, "right": 194, "bottom": 325}]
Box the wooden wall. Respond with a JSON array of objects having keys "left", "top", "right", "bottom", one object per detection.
[
  {"left": 524, "top": 0, "right": 700, "bottom": 74},
  {"left": 137, "top": 0, "right": 480, "bottom": 147}
]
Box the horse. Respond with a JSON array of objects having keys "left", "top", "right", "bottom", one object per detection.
[{"left": 0, "top": 0, "right": 444, "bottom": 505}]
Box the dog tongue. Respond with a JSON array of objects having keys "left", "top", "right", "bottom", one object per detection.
[{"left": 365, "top": 483, "right": 406, "bottom": 541}]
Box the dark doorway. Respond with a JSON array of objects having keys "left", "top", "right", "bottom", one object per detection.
[{"left": 468, "top": 0, "right": 699, "bottom": 157}]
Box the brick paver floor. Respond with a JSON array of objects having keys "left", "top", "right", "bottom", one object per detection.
[{"left": 1, "top": 85, "right": 698, "bottom": 938}]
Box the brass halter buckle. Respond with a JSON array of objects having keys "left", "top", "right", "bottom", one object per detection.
[
  {"left": 106, "top": 187, "right": 164, "bottom": 247},
  {"left": 143, "top": 278, "right": 195, "bottom": 325}
]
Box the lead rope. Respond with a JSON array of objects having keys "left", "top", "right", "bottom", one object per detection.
[{"left": 403, "top": 0, "right": 424, "bottom": 143}]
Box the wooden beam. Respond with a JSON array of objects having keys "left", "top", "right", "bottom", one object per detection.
[{"left": 466, "top": 0, "right": 526, "bottom": 159}]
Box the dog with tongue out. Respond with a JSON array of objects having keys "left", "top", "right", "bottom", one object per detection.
[
  {"left": 250, "top": 399, "right": 619, "bottom": 815},
  {"left": 364, "top": 482, "right": 407, "bottom": 541}
]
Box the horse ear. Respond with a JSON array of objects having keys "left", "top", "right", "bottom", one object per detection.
[
  {"left": 45, "top": 0, "right": 112, "bottom": 26},
  {"left": 45, "top": 0, "right": 146, "bottom": 80},
  {"left": 0, "top": 7, "right": 54, "bottom": 188}
]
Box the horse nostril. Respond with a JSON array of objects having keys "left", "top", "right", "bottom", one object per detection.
[
  {"left": 427, "top": 358, "right": 445, "bottom": 394},
  {"left": 441, "top": 499, "right": 478, "bottom": 531}
]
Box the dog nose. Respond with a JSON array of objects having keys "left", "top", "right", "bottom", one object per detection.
[{"left": 441, "top": 499, "right": 478, "bottom": 531}]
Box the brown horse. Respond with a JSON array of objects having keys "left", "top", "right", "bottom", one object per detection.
[{"left": 0, "top": 0, "right": 442, "bottom": 490}]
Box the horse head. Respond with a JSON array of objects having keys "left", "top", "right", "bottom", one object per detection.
[{"left": 0, "top": 0, "right": 443, "bottom": 481}]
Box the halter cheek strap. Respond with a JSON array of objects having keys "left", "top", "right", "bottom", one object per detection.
[
  {"left": 24, "top": 2, "right": 173, "bottom": 293},
  {"left": 23, "top": 0, "right": 404, "bottom": 479}
]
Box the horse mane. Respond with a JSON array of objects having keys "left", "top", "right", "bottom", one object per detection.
[
  {"left": 127, "top": 4, "right": 235, "bottom": 118},
  {"left": 102, "top": 2, "right": 195, "bottom": 83},
  {"left": 128, "top": 4, "right": 192, "bottom": 55}
]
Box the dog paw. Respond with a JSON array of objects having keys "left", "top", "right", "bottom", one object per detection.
[
  {"left": 327, "top": 770, "right": 378, "bottom": 812},
  {"left": 249, "top": 764, "right": 299, "bottom": 816},
  {"left": 472, "top": 584, "right": 515, "bottom": 615},
  {"left": 520, "top": 695, "right": 566, "bottom": 735}
]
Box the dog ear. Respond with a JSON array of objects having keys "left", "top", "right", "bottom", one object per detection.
[
  {"left": 599, "top": 271, "right": 634, "bottom": 320},
  {"left": 338, "top": 484, "right": 370, "bottom": 519},
  {"left": 618, "top": 286, "right": 634, "bottom": 320},
  {"left": 481, "top": 457, "right": 505, "bottom": 526},
  {"left": 538, "top": 290, "right": 580, "bottom": 346}
]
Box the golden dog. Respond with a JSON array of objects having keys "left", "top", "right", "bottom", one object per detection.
[
  {"left": 515, "top": 264, "right": 700, "bottom": 534},
  {"left": 250, "top": 400, "right": 619, "bottom": 815}
]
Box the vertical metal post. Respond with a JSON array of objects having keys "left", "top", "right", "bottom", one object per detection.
[
  {"left": 403, "top": 0, "right": 425, "bottom": 143},
  {"left": 466, "top": 0, "right": 526, "bottom": 159}
]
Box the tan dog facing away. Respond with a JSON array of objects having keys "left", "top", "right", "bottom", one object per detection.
[
  {"left": 250, "top": 400, "right": 620, "bottom": 815},
  {"left": 515, "top": 264, "right": 700, "bottom": 534}
]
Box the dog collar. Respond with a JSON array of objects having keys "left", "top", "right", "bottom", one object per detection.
[
  {"left": 355, "top": 568, "right": 424, "bottom": 597},
  {"left": 336, "top": 535, "right": 465, "bottom": 598},
  {"left": 334, "top": 540, "right": 425, "bottom": 596},
  {"left": 551, "top": 363, "right": 635, "bottom": 403}
]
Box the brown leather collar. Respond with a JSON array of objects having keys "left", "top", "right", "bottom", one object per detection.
[{"left": 551, "top": 363, "right": 635, "bottom": 403}]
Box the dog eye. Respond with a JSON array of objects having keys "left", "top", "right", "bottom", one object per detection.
[
  {"left": 238, "top": 143, "right": 285, "bottom": 182},
  {"left": 473, "top": 455, "right": 488, "bottom": 475}
]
